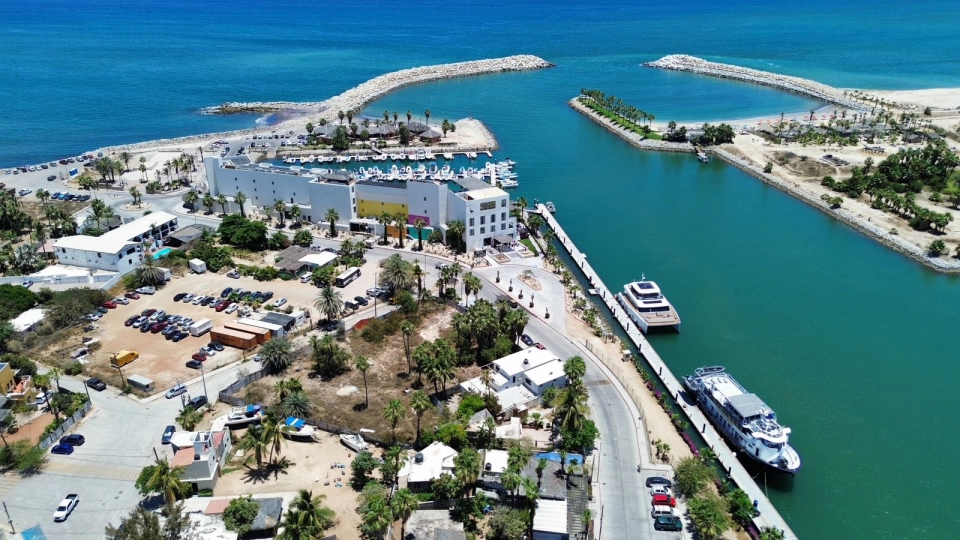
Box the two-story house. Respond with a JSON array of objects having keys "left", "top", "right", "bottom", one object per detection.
[{"left": 169, "top": 428, "right": 232, "bottom": 492}]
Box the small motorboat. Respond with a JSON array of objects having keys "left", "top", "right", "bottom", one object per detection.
[{"left": 340, "top": 433, "right": 369, "bottom": 452}]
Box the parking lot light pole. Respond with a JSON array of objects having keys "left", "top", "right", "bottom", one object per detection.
[{"left": 200, "top": 363, "right": 209, "bottom": 399}]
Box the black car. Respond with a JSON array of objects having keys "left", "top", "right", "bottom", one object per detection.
[
  {"left": 185, "top": 359, "right": 203, "bottom": 369},
  {"left": 209, "top": 342, "right": 224, "bottom": 352},
  {"left": 173, "top": 293, "right": 186, "bottom": 302},
  {"left": 653, "top": 515, "right": 683, "bottom": 532},
  {"left": 220, "top": 287, "right": 232, "bottom": 298},
  {"left": 163, "top": 327, "right": 179, "bottom": 339},
  {"left": 344, "top": 300, "right": 358, "bottom": 311},
  {"left": 47, "top": 174, "right": 57, "bottom": 181},
  {"left": 85, "top": 378, "right": 106, "bottom": 391},
  {"left": 645, "top": 476, "right": 673, "bottom": 488},
  {"left": 354, "top": 296, "right": 369, "bottom": 306},
  {"left": 161, "top": 425, "right": 176, "bottom": 444},
  {"left": 520, "top": 334, "right": 535, "bottom": 346},
  {"left": 201, "top": 297, "right": 215, "bottom": 306},
  {"left": 186, "top": 395, "right": 208, "bottom": 410},
  {"left": 174, "top": 331, "right": 190, "bottom": 342},
  {"left": 262, "top": 291, "right": 274, "bottom": 301},
  {"left": 59, "top": 434, "right": 85, "bottom": 446}
]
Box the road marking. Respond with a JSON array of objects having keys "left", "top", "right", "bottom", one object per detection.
[{"left": 43, "top": 460, "right": 140, "bottom": 482}]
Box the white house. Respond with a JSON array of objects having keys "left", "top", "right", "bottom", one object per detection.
[
  {"left": 398, "top": 441, "right": 458, "bottom": 492},
  {"left": 11, "top": 308, "right": 46, "bottom": 333},
  {"left": 170, "top": 429, "right": 232, "bottom": 492},
  {"left": 490, "top": 348, "right": 562, "bottom": 392},
  {"left": 532, "top": 499, "right": 569, "bottom": 540},
  {"left": 444, "top": 178, "right": 516, "bottom": 252},
  {"left": 519, "top": 359, "right": 568, "bottom": 396},
  {"left": 52, "top": 211, "right": 179, "bottom": 274},
  {"left": 482, "top": 449, "right": 509, "bottom": 476}
]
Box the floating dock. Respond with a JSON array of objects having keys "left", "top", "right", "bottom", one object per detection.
[{"left": 536, "top": 204, "right": 797, "bottom": 540}]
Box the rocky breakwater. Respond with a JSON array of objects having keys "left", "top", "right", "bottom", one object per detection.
[
  {"left": 200, "top": 101, "right": 322, "bottom": 115},
  {"left": 645, "top": 54, "right": 862, "bottom": 110},
  {"left": 569, "top": 98, "right": 695, "bottom": 153}
]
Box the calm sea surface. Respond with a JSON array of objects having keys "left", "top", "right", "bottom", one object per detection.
[{"left": 4, "top": 1, "right": 960, "bottom": 538}]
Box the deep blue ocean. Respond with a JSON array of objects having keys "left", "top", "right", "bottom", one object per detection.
[{"left": 4, "top": 1, "right": 960, "bottom": 538}]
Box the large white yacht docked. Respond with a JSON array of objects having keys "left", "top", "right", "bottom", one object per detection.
[
  {"left": 615, "top": 278, "right": 681, "bottom": 333},
  {"left": 683, "top": 366, "right": 801, "bottom": 474}
]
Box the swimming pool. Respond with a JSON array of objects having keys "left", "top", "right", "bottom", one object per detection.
[
  {"left": 153, "top": 247, "right": 172, "bottom": 259},
  {"left": 535, "top": 452, "right": 584, "bottom": 467}
]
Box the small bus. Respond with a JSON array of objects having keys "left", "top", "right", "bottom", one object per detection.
[{"left": 335, "top": 267, "right": 361, "bottom": 288}]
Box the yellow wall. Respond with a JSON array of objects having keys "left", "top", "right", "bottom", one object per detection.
[
  {"left": 0, "top": 364, "right": 13, "bottom": 394},
  {"left": 357, "top": 199, "right": 408, "bottom": 219}
]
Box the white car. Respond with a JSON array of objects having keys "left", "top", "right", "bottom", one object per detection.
[
  {"left": 650, "top": 485, "right": 672, "bottom": 496},
  {"left": 35, "top": 390, "right": 55, "bottom": 406},
  {"left": 135, "top": 286, "right": 156, "bottom": 295},
  {"left": 165, "top": 384, "right": 186, "bottom": 399},
  {"left": 225, "top": 303, "right": 238, "bottom": 314},
  {"left": 113, "top": 297, "right": 129, "bottom": 305},
  {"left": 192, "top": 295, "right": 205, "bottom": 305},
  {"left": 53, "top": 494, "right": 80, "bottom": 522},
  {"left": 273, "top": 297, "right": 287, "bottom": 308},
  {"left": 182, "top": 293, "right": 195, "bottom": 303}
]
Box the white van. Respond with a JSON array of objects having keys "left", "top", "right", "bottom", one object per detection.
[
  {"left": 300, "top": 272, "right": 312, "bottom": 283},
  {"left": 651, "top": 505, "right": 674, "bottom": 518}
]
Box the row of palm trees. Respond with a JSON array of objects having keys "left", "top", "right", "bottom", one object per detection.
[{"left": 579, "top": 88, "right": 656, "bottom": 127}]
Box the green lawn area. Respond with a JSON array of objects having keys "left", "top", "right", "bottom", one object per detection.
[{"left": 520, "top": 238, "right": 539, "bottom": 255}]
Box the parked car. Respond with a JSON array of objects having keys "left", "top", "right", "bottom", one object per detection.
[
  {"left": 102, "top": 301, "right": 117, "bottom": 309},
  {"left": 182, "top": 293, "right": 195, "bottom": 303},
  {"left": 521, "top": 334, "right": 535, "bottom": 346},
  {"left": 191, "top": 352, "right": 207, "bottom": 362},
  {"left": 124, "top": 315, "right": 139, "bottom": 327},
  {"left": 149, "top": 310, "right": 166, "bottom": 323},
  {"left": 50, "top": 444, "right": 74, "bottom": 456},
  {"left": 344, "top": 300, "right": 358, "bottom": 311},
  {"left": 225, "top": 303, "right": 238, "bottom": 314},
  {"left": 209, "top": 342, "right": 224, "bottom": 352},
  {"left": 47, "top": 174, "right": 57, "bottom": 181},
  {"left": 167, "top": 315, "right": 181, "bottom": 324},
  {"left": 215, "top": 300, "right": 229, "bottom": 312},
  {"left": 124, "top": 292, "right": 140, "bottom": 300},
  {"left": 179, "top": 317, "right": 193, "bottom": 327},
  {"left": 173, "top": 293, "right": 186, "bottom": 302},
  {"left": 53, "top": 494, "right": 80, "bottom": 522},
  {"left": 96, "top": 307, "right": 108, "bottom": 315},
  {"left": 645, "top": 476, "right": 673, "bottom": 488},
  {"left": 186, "top": 395, "right": 208, "bottom": 410},
  {"left": 226, "top": 270, "right": 240, "bottom": 279},
  {"left": 165, "top": 384, "right": 186, "bottom": 399},
  {"left": 59, "top": 434, "right": 85, "bottom": 446},
  {"left": 191, "top": 295, "right": 205, "bottom": 305},
  {"left": 135, "top": 286, "right": 156, "bottom": 295},
  {"left": 85, "top": 378, "right": 106, "bottom": 391},
  {"left": 172, "top": 331, "right": 189, "bottom": 343},
  {"left": 354, "top": 296, "right": 369, "bottom": 306},
  {"left": 35, "top": 390, "right": 55, "bottom": 407},
  {"left": 113, "top": 297, "right": 129, "bottom": 305},
  {"left": 185, "top": 359, "right": 203, "bottom": 369},
  {"left": 199, "top": 346, "right": 216, "bottom": 357},
  {"left": 141, "top": 308, "right": 156, "bottom": 317},
  {"left": 652, "top": 494, "right": 677, "bottom": 507},
  {"left": 534, "top": 343, "right": 546, "bottom": 350},
  {"left": 220, "top": 287, "right": 233, "bottom": 298},
  {"left": 273, "top": 297, "right": 287, "bottom": 308},
  {"left": 80, "top": 313, "right": 100, "bottom": 322},
  {"left": 650, "top": 485, "right": 671, "bottom": 497},
  {"left": 262, "top": 291, "right": 274, "bottom": 301},
  {"left": 163, "top": 327, "right": 179, "bottom": 339},
  {"left": 653, "top": 515, "right": 683, "bottom": 532},
  {"left": 161, "top": 425, "right": 176, "bottom": 444}
]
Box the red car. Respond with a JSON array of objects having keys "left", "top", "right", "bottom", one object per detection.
[
  {"left": 124, "top": 292, "right": 140, "bottom": 300},
  {"left": 651, "top": 494, "right": 677, "bottom": 507},
  {"left": 150, "top": 322, "right": 168, "bottom": 334},
  {"left": 102, "top": 301, "right": 117, "bottom": 309},
  {"left": 124, "top": 315, "right": 139, "bottom": 327},
  {"left": 215, "top": 300, "right": 229, "bottom": 312},
  {"left": 534, "top": 343, "right": 546, "bottom": 350},
  {"left": 191, "top": 352, "right": 207, "bottom": 362},
  {"left": 141, "top": 308, "right": 156, "bottom": 317}
]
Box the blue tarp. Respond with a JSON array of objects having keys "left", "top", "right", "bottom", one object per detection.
[
  {"left": 68, "top": 168, "right": 78, "bottom": 177},
  {"left": 285, "top": 417, "right": 305, "bottom": 429}
]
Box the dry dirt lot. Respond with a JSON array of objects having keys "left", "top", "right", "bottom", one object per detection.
[{"left": 215, "top": 425, "right": 371, "bottom": 539}]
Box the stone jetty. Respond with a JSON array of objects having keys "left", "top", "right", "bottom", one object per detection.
[
  {"left": 645, "top": 54, "right": 862, "bottom": 109},
  {"left": 202, "top": 55, "right": 553, "bottom": 117}
]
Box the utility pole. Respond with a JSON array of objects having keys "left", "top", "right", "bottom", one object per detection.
[
  {"left": 200, "top": 363, "right": 209, "bottom": 399},
  {"left": 3, "top": 502, "right": 15, "bottom": 534},
  {"left": 153, "top": 447, "right": 159, "bottom": 461}
]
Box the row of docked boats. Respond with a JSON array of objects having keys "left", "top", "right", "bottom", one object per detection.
[
  {"left": 615, "top": 278, "right": 800, "bottom": 474},
  {"left": 287, "top": 160, "right": 519, "bottom": 188},
  {"left": 282, "top": 149, "right": 492, "bottom": 165}
]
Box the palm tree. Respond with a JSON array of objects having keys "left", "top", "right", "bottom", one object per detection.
[
  {"left": 379, "top": 254, "right": 414, "bottom": 292},
  {"left": 35, "top": 189, "right": 49, "bottom": 212},
  {"left": 324, "top": 208, "right": 339, "bottom": 238},
  {"left": 355, "top": 355, "right": 371, "bottom": 409},
  {"left": 393, "top": 213, "right": 408, "bottom": 249},
  {"left": 273, "top": 379, "right": 296, "bottom": 402},
  {"left": 138, "top": 163, "right": 147, "bottom": 183},
  {"left": 236, "top": 424, "right": 269, "bottom": 469},
  {"left": 136, "top": 257, "right": 167, "bottom": 287},
  {"left": 410, "top": 390, "right": 431, "bottom": 442},
  {"left": 337, "top": 110, "right": 345, "bottom": 125},
  {"left": 175, "top": 407, "right": 203, "bottom": 431},
  {"left": 314, "top": 286, "right": 344, "bottom": 322},
  {"left": 278, "top": 490, "right": 337, "bottom": 539},
  {"left": 527, "top": 214, "right": 544, "bottom": 236},
  {"left": 234, "top": 191, "right": 247, "bottom": 218},
  {"left": 423, "top": 109, "right": 431, "bottom": 126},
  {"left": 273, "top": 200, "right": 286, "bottom": 227},
  {"left": 33, "top": 223, "right": 48, "bottom": 254},
  {"left": 259, "top": 337, "right": 294, "bottom": 374},
  {"left": 383, "top": 399, "right": 406, "bottom": 443},
  {"left": 48, "top": 367, "right": 63, "bottom": 392},
  {"left": 413, "top": 218, "right": 426, "bottom": 251},
  {"left": 454, "top": 448, "right": 480, "bottom": 496},
  {"left": 281, "top": 391, "right": 314, "bottom": 418},
  {"left": 90, "top": 198, "right": 114, "bottom": 229},
  {"left": 378, "top": 212, "right": 392, "bottom": 245},
  {"left": 183, "top": 190, "right": 200, "bottom": 211},
  {"left": 217, "top": 194, "right": 229, "bottom": 215},
  {"left": 400, "top": 321, "right": 414, "bottom": 372},
  {"left": 446, "top": 220, "right": 465, "bottom": 253},
  {"left": 128, "top": 186, "right": 142, "bottom": 208},
  {"left": 521, "top": 475, "right": 540, "bottom": 535},
  {"left": 462, "top": 272, "right": 481, "bottom": 304},
  {"left": 289, "top": 205, "right": 302, "bottom": 227},
  {"left": 390, "top": 488, "right": 418, "bottom": 539},
  {"left": 202, "top": 193, "right": 214, "bottom": 214},
  {"left": 144, "top": 458, "right": 187, "bottom": 506},
  {"left": 564, "top": 356, "right": 586, "bottom": 382}
]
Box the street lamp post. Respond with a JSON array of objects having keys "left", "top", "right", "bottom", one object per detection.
[
  {"left": 374, "top": 272, "right": 378, "bottom": 317},
  {"left": 200, "top": 362, "right": 209, "bottom": 399}
]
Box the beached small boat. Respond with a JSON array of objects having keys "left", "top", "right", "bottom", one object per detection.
[
  {"left": 340, "top": 433, "right": 369, "bottom": 452},
  {"left": 217, "top": 405, "right": 263, "bottom": 427},
  {"left": 281, "top": 417, "right": 316, "bottom": 440}
]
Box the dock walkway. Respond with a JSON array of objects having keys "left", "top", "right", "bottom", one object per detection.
[{"left": 536, "top": 204, "right": 796, "bottom": 539}]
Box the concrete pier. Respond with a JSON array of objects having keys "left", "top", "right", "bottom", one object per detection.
[{"left": 537, "top": 204, "right": 797, "bottom": 540}]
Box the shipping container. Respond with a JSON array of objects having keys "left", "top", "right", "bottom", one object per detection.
[
  {"left": 223, "top": 322, "right": 271, "bottom": 344},
  {"left": 210, "top": 327, "right": 257, "bottom": 349},
  {"left": 189, "top": 318, "right": 213, "bottom": 337}
]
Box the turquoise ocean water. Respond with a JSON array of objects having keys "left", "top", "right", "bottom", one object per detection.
[{"left": 4, "top": 1, "right": 960, "bottom": 538}]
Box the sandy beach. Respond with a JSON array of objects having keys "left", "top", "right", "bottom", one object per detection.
[{"left": 860, "top": 88, "right": 960, "bottom": 110}]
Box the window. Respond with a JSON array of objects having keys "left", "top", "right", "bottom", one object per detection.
[
  {"left": 501, "top": 199, "right": 507, "bottom": 207},
  {"left": 469, "top": 218, "right": 474, "bottom": 226},
  {"left": 480, "top": 216, "right": 485, "bottom": 225},
  {"left": 97, "top": 253, "right": 101, "bottom": 258},
  {"left": 491, "top": 214, "right": 496, "bottom": 223},
  {"left": 469, "top": 229, "right": 475, "bottom": 236},
  {"left": 480, "top": 227, "right": 485, "bottom": 234},
  {"left": 424, "top": 197, "right": 427, "bottom": 201},
  {"left": 480, "top": 201, "right": 496, "bottom": 211},
  {"left": 501, "top": 212, "right": 506, "bottom": 221},
  {"left": 501, "top": 223, "right": 506, "bottom": 230}
]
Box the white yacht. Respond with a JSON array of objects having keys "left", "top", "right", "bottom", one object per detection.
[
  {"left": 466, "top": 151, "right": 478, "bottom": 159},
  {"left": 281, "top": 417, "right": 316, "bottom": 440},
  {"left": 442, "top": 153, "right": 454, "bottom": 160},
  {"left": 615, "top": 278, "right": 681, "bottom": 333},
  {"left": 683, "top": 366, "right": 801, "bottom": 474},
  {"left": 340, "top": 433, "right": 369, "bottom": 452},
  {"left": 216, "top": 405, "right": 263, "bottom": 427}
]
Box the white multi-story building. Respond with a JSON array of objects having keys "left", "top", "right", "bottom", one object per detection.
[
  {"left": 169, "top": 428, "right": 232, "bottom": 492},
  {"left": 204, "top": 157, "right": 515, "bottom": 251},
  {"left": 460, "top": 347, "right": 568, "bottom": 400},
  {"left": 52, "top": 211, "right": 179, "bottom": 274}
]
